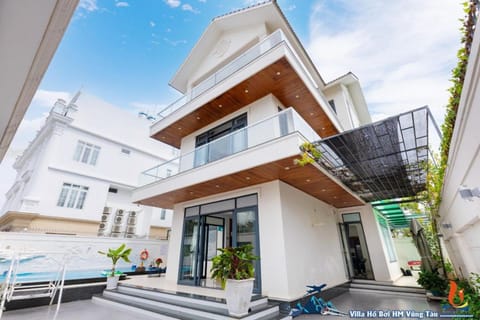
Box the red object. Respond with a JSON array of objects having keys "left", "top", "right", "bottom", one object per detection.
[
  {"left": 140, "top": 248, "right": 149, "bottom": 261},
  {"left": 407, "top": 260, "right": 421, "bottom": 266}
]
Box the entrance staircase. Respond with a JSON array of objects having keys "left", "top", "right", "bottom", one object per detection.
[
  {"left": 92, "top": 283, "right": 291, "bottom": 320},
  {"left": 349, "top": 279, "right": 426, "bottom": 298}
]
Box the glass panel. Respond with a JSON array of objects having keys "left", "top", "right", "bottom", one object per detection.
[
  {"left": 73, "top": 142, "right": 84, "bottom": 161},
  {"left": 236, "top": 208, "right": 260, "bottom": 291},
  {"left": 179, "top": 218, "right": 200, "bottom": 282},
  {"left": 200, "top": 199, "right": 235, "bottom": 215},
  {"left": 81, "top": 147, "right": 91, "bottom": 163},
  {"left": 67, "top": 189, "right": 78, "bottom": 208},
  {"left": 342, "top": 213, "right": 361, "bottom": 222},
  {"left": 90, "top": 147, "right": 100, "bottom": 165},
  {"left": 57, "top": 186, "right": 69, "bottom": 207},
  {"left": 345, "top": 222, "right": 374, "bottom": 280},
  {"left": 236, "top": 194, "right": 257, "bottom": 208},
  {"left": 185, "top": 206, "right": 199, "bottom": 217}
]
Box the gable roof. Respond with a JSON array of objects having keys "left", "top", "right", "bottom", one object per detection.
[{"left": 169, "top": 1, "right": 326, "bottom": 93}]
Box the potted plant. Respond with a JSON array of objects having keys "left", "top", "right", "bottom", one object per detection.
[
  {"left": 98, "top": 243, "right": 131, "bottom": 289},
  {"left": 417, "top": 269, "right": 448, "bottom": 296},
  {"left": 210, "top": 244, "right": 258, "bottom": 317}
]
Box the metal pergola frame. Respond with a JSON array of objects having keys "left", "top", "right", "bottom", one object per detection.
[{"left": 310, "top": 106, "right": 441, "bottom": 228}]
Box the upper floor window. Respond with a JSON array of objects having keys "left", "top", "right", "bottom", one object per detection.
[
  {"left": 74, "top": 141, "right": 101, "bottom": 165},
  {"left": 194, "top": 113, "right": 248, "bottom": 166},
  {"left": 57, "top": 183, "right": 89, "bottom": 209},
  {"left": 121, "top": 148, "right": 131, "bottom": 155},
  {"left": 160, "top": 209, "right": 167, "bottom": 220},
  {"left": 328, "top": 99, "right": 337, "bottom": 114}
]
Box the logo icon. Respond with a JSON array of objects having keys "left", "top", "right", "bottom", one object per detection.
[{"left": 448, "top": 280, "right": 469, "bottom": 309}]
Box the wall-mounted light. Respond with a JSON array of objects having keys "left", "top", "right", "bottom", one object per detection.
[{"left": 458, "top": 186, "right": 480, "bottom": 201}]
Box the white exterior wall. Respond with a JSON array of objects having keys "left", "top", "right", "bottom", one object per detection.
[
  {"left": 279, "top": 181, "right": 348, "bottom": 299},
  {"left": 394, "top": 238, "right": 421, "bottom": 269},
  {"left": 188, "top": 23, "right": 268, "bottom": 91},
  {"left": 323, "top": 84, "right": 361, "bottom": 130},
  {"left": 338, "top": 205, "right": 402, "bottom": 282},
  {"left": 164, "top": 180, "right": 355, "bottom": 300},
  {"left": 438, "top": 17, "right": 480, "bottom": 277}
]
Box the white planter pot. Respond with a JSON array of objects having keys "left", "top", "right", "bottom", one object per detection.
[
  {"left": 106, "top": 275, "right": 120, "bottom": 290},
  {"left": 225, "top": 279, "right": 254, "bottom": 317}
]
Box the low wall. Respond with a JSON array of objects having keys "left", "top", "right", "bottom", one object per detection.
[{"left": 0, "top": 232, "right": 169, "bottom": 275}]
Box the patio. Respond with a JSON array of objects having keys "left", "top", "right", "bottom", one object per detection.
[{"left": 1, "top": 289, "right": 442, "bottom": 320}]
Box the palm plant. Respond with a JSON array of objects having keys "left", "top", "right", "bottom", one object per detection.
[{"left": 98, "top": 243, "right": 132, "bottom": 277}]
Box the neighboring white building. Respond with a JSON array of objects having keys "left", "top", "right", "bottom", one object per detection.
[
  {"left": 0, "top": 92, "right": 177, "bottom": 239},
  {"left": 130, "top": 1, "right": 427, "bottom": 301},
  {"left": 438, "top": 14, "right": 480, "bottom": 277}
]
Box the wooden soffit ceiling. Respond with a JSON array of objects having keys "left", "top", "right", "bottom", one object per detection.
[
  {"left": 153, "top": 58, "right": 339, "bottom": 148},
  {"left": 137, "top": 156, "right": 363, "bottom": 209}
]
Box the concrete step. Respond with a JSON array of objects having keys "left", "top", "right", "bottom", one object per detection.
[
  {"left": 349, "top": 283, "right": 425, "bottom": 294},
  {"left": 92, "top": 285, "right": 291, "bottom": 320},
  {"left": 349, "top": 287, "right": 426, "bottom": 298}
]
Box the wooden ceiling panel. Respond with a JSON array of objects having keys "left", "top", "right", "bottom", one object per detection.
[
  {"left": 152, "top": 58, "right": 339, "bottom": 148},
  {"left": 137, "top": 156, "right": 363, "bottom": 209}
]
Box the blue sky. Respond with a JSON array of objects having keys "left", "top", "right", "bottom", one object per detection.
[{"left": 0, "top": 0, "right": 465, "bottom": 207}]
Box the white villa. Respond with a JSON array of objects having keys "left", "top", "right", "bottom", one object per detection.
[
  {"left": 0, "top": 92, "right": 177, "bottom": 239},
  {"left": 131, "top": 1, "right": 431, "bottom": 301}
]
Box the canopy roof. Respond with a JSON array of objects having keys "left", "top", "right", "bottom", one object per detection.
[
  {"left": 312, "top": 107, "right": 438, "bottom": 203},
  {"left": 372, "top": 200, "right": 430, "bottom": 228}
]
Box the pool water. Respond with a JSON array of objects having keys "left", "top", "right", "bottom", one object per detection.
[{"left": 0, "top": 267, "right": 134, "bottom": 283}]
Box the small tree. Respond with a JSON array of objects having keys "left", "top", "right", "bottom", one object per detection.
[{"left": 98, "top": 243, "right": 132, "bottom": 276}]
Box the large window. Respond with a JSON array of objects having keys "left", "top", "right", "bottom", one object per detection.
[
  {"left": 194, "top": 113, "right": 247, "bottom": 166},
  {"left": 375, "top": 211, "right": 397, "bottom": 263},
  {"left": 73, "top": 141, "right": 101, "bottom": 165},
  {"left": 57, "top": 183, "right": 89, "bottom": 209}
]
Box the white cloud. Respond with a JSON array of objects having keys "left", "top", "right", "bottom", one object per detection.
[
  {"left": 286, "top": 4, "right": 296, "bottom": 11},
  {"left": 150, "top": 21, "right": 156, "bottom": 27},
  {"left": 198, "top": 0, "right": 206, "bottom": 2},
  {"left": 32, "top": 89, "right": 71, "bottom": 108},
  {"left": 115, "top": 2, "right": 129, "bottom": 7},
  {"left": 182, "top": 3, "right": 199, "bottom": 13},
  {"left": 163, "top": 37, "right": 187, "bottom": 46},
  {"left": 306, "top": 0, "right": 463, "bottom": 124},
  {"left": 78, "top": 0, "right": 98, "bottom": 12},
  {"left": 165, "top": 0, "right": 181, "bottom": 8}
]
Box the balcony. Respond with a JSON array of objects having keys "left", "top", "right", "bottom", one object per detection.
[
  {"left": 134, "top": 108, "right": 363, "bottom": 209},
  {"left": 150, "top": 29, "right": 341, "bottom": 148}
]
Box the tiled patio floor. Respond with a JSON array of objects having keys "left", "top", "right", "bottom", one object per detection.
[
  {"left": 295, "top": 291, "right": 442, "bottom": 319},
  {"left": 2, "top": 290, "right": 442, "bottom": 320}
]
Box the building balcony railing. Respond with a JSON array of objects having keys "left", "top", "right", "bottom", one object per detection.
[
  {"left": 139, "top": 108, "right": 320, "bottom": 186},
  {"left": 155, "top": 29, "right": 315, "bottom": 121}
]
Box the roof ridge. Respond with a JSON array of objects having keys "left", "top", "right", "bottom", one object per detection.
[{"left": 213, "top": 0, "right": 275, "bottom": 21}]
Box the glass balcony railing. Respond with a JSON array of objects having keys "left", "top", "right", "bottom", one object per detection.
[
  {"left": 156, "top": 29, "right": 287, "bottom": 120},
  {"left": 139, "top": 108, "right": 321, "bottom": 186}
]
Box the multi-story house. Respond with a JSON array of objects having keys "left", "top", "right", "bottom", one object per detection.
[
  {"left": 1, "top": 92, "right": 176, "bottom": 239},
  {"left": 132, "top": 1, "right": 418, "bottom": 300}
]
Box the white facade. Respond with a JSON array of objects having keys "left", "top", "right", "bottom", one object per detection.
[
  {"left": 133, "top": 1, "right": 399, "bottom": 300},
  {"left": 1, "top": 92, "right": 176, "bottom": 238},
  {"left": 438, "top": 17, "right": 480, "bottom": 277}
]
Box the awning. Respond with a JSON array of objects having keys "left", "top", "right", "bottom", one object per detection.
[
  {"left": 311, "top": 107, "right": 439, "bottom": 203},
  {"left": 373, "top": 201, "right": 430, "bottom": 228}
]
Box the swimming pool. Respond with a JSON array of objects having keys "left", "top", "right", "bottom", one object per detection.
[{"left": 0, "top": 267, "right": 134, "bottom": 283}]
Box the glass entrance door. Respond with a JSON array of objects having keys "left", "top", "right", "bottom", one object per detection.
[
  {"left": 341, "top": 213, "right": 374, "bottom": 280},
  {"left": 179, "top": 195, "right": 261, "bottom": 292}
]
